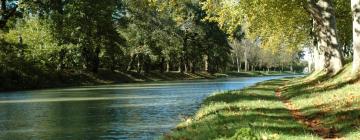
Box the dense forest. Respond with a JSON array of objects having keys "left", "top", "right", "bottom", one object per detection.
[{"left": 0, "top": 0, "right": 306, "bottom": 90}]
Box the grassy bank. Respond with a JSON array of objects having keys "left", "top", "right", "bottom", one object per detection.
[
  {"left": 166, "top": 64, "right": 360, "bottom": 139},
  {"left": 0, "top": 69, "right": 299, "bottom": 92}
]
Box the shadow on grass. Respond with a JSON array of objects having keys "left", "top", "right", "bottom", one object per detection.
[
  {"left": 203, "top": 91, "right": 278, "bottom": 105},
  {"left": 331, "top": 108, "right": 360, "bottom": 135},
  {"left": 278, "top": 65, "right": 360, "bottom": 137},
  {"left": 299, "top": 100, "right": 360, "bottom": 136},
  {"left": 173, "top": 105, "right": 313, "bottom": 139},
  {"left": 281, "top": 70, "right": 359, "bottom": 100},
  {"left": 168, "top": 79, "right": 316, "bottom": 139}
]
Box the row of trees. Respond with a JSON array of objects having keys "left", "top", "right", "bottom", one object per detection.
[
  {"left": 202, "top": 0, "right": 360, "bottom": 76},
  {"left": 0, "top": 0, "right": 306, "bottom": 86},
  {"left": 230, "top": 38, "right": 303, "bottom": 72}
]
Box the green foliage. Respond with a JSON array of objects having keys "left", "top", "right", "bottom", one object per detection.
[
  {"left": 4, "top": 17, "right": 60, "bottom": 69},
  {"left": 0, "top": 0, "right": 308, "bottom": 90},
  {"left": 231, "top": 128, "right": 257, "bottom": 140}
]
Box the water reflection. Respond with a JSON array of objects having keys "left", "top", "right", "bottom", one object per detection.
[{"left": 0, "top": 76, "right": 298, "bottom": 139}]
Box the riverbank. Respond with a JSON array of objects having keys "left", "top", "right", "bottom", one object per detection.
[
  {"left": 0, "top": 69, "right": 301, "bottom": 92},
  {"left": 166, "top": 64, "right": 360, "bottom": 139}
]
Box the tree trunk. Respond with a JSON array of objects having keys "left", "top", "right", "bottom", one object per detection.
[
  {"left": 160, "top": 56, "right": 165, "bottom": 73},
  {"left": 184, "top": 63, "right": 188, "bottom": 73},
  {"left": 314, "top": 46, "right": 326, "bottom": 71},
  {"left": 166, "top": 61, "right": 170, "bottom": 72},
  {"left": 244, "top": 51, "right": 248, "bottom": 72},
  {"left": 204, "top": 55, "right": 209, "bottom": 72},
  {"left": 126, "top": 53, "right": 135, "bottom": 72},
  {"left": 92, "top": 46, "right": 100, "bottom": 73},
  {"left": 352, "top": 0, "right": 360, "bottom": 75},
  {"left": 137, "top": 54, "right": 141, "bottom": 73},
  {"left": 236, "top": 56, "right": 240, "bottom": 73},
  {"left": 308, "top": 0, "right": 343, "bottom": 74}
]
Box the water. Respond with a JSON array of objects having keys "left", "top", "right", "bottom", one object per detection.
[{"left": 0, "top": 75, "right": 296, "bottom": 140}]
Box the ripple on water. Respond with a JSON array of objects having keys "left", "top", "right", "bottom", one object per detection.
[{"left": 0, "top": 75, "right": 301, "bottom": 140}]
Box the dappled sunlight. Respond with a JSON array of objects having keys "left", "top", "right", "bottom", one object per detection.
[
  {"left": 277, "top": 64, "right": 360, "bottom": 138},
  {"left": 168, "top": 79, "right": 318, "bottom": 139}
]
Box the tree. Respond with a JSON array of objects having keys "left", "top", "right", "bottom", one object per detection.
[
  {"left": 307, "top": 0, "right": 343, "bottom": 74},
  {"left": 352, "top": 0, "right": 360, "bottom": 75},
  {"left": 0, "top": 0, "right": 18, "bottom": 29}
]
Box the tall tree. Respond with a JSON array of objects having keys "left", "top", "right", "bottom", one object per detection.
[
  {"left": 0, "top": 0, "right": 18, "bottom": 29},
  {"left": 307, "top": 0, "right": 343, "bottom": 74},
  {"left": 352, "top": 0, "right": 360, "bottom": 75}
]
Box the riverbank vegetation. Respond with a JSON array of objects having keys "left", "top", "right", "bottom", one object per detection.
[
  {"left": 0, "top": 70, "right": 297, "bottom": 91},
  {"left": 162, "top": 0, "right": 360, "bottom": 139},
  {"left": 166, "top": 63, "right": 360, "bottom": 139},
  {"left": 0, "top": 0, "right": 305, "bottom": 91}
]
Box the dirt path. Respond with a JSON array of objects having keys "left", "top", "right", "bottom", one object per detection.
[{"left": 275, "top": 87, "right": 341, "bottom": 139}]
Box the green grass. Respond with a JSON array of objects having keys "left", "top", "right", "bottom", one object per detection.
[
  {"left": 281, "top": 64, "right": 360, "bottom": 139},
  {"left": 165, "top": 79, "right": 318, "bottom": 140},
  {"left": 166, "top": 64, "right": 360, "bottom": 140}
]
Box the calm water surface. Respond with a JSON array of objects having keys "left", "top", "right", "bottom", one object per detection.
[{"left": 0, "top": 75, "right": 296, "bottom": 140}]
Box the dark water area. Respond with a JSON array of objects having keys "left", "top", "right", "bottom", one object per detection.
[{"left": 0, "top": 75, "right": 299, "bottom": 140}]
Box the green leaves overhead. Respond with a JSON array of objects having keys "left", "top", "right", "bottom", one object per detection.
[{"left": 202, "top": 0, "right": 310, "bottom": 51}]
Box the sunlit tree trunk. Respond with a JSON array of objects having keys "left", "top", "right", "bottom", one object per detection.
[
  {"left": 244, "top": 50, "right": 248, "bottom": 72},
  {"left": 236, "top": 57, "right": 240, "bottom": 72},
  {"left": 352, "top": 0, "right": 360, "bottom": 75},
  {"left": 184, "top": 63, "right": 188, "bottom": 73},
  {"left": 308, "top": 0, "right": 343, "bottom": 74},
  {"left": 239, "top": 59, "right": 242, "bottom": 72},
  {"left": 166, "top": 62, "right": 170, "bottom": 72},
  {"left": 204, "top": 55, "right": 209, "bottom": 72},
  {"left": 127, "top": 53, "right": 135, "bottom": 72},
  {"left": 319, "top": 0, "right": 343, "bottom": 74},
  {"left": 313, "top": 46, "right": 326, "bottom": 71}
]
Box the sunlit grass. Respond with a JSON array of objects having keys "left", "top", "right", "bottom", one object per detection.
[
  {"left": 166, "top": 63, "right": 360, "bottom": 139},
  {"left": 282, "top": 63, "right": 360, "bottom": 139},
  {"left": 165, "top": 80, "right": 318, "bottom": 140}
]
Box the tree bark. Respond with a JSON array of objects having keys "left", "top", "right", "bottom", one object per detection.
[
  {"left": 236, "top": 56, "right": 240, "bottom": 72},
  {"left": 160, "top": 56, "right": 165, "bottom": 73},
  {"left": 204, "top": 55, "right": 209, "bottom": 72},
  {"left": 126, "top": 53, "right": 135, "bottom": 72},
  {"left": 244, "top": 50, "right": 248, "bottom": 72},
  {"left": 319, "top": 0, "right": 343, "bottom": 74},
  {"left": 313, "top": 45, "right": 326, "bottom": 71},
  {"left": 166, "top": 61, "right": 170, "bottom": 72},
  {"left": 352, "top": 0, "right": 360, "bottom": 75},
  {"left": 307, "top": 0, "right": 343, "bottom": 74}
]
